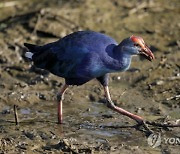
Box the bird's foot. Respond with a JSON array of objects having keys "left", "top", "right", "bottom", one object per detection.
[
  {"left": 58, "top": 118, "right": 63, "bottom": 124},
  {"left": 134, "top": 121, "right": 154, "bottom": 136},
  {"left": 57, "top": 94, "right": 64, "bottom": 102},
  {"left": 105, "top": 99, "right": 153, "bottom": 136}
]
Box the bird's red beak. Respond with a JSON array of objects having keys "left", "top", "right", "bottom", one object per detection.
[{"left": 140, "top": 45, "right": 155, "bottom": 61}]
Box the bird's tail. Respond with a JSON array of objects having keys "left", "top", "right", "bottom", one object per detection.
[
  {"left": 24, "top": 43, "right": 41, "bottom": 60},
  {"left": 25, "top": 52, "right": 33, "bottom": 59}
]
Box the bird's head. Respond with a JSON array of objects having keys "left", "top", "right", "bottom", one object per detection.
[{"left": 119, "top": 35, "right": 155, "bottom": 61}]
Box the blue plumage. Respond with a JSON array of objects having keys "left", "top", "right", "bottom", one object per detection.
[
  {"left": 24, "top": 31, "right": 152, "bottom": 85},
  {"left": 24, "top": 30, "right": 155, "bottom": 126}
]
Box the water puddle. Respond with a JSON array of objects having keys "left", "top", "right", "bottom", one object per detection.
[{"left": 20, "top": 108, "right": 31, "bottom": 115}]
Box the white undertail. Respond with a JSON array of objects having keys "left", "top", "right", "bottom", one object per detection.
[{"left": 25, "top": 52, "right": 33, "bottom": 59}]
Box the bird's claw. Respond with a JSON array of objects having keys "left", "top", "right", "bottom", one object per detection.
[
  {"left": 105, "top": 99, "right": 154, "bottom": 136},
  {"left": 135, "top": 121, "right": 154, "bottom": 136}
]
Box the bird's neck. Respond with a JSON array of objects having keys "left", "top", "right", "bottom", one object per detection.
[{"left": 104, "top": 45, "right": 132, "bottom": 72}]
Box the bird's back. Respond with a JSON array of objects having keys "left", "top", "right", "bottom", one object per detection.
[
  {"left": 58, "top": 31, "right": 117, "bottom": 53},
  {"left": 25, "top": 31, "right": 118, "bottom": 84}
]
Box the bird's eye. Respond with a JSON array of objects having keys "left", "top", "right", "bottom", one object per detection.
[{"left": 134, "top": 43, "right": 140, "bottom": 47}]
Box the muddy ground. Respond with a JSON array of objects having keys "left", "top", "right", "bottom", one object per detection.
[{"left": 0, "top": 0, "right": 180, "bottom": 153}]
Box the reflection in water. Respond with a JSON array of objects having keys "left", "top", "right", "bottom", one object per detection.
[{"left": 20, "top": 108, "right": 31, "bottom": 115}]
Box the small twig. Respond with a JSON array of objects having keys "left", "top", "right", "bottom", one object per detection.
[
  {"left": 39, "top": 9, "right": 81, "bottom": 31},
  {"left": 102, "top": 120, "right": 180, "bottom": 136},
  {"left": 0, "top": 1, "right": 20, "bottom": 8},
  {"left": 13, "top": 105, "right": 19, "bottom": 125},
  {"left": 128, "top": 2, "right": 148, "bottom": 15},
  {"left": 32, "top": 14, "right": 42, "bottom": 35},
  {"left": 145, "top": 121, "right": 180, "bottom": 128},
  {"left": 166, "top": 95, "right": 180, "bottom": 101},
  {"left": 167, "top": 76, "right": 180, "bottom": 81},
  {"left": 102, "top": 125, "right": 136, "bottom": 129}
]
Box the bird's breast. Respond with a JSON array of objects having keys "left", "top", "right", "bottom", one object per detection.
[{"left": 103, "top": 55, "right": 132, "bottom": 73}]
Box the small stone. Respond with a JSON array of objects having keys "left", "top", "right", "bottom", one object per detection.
[
  {"left": 156, "top": 80, "right": 164, "bottom": 85},
  {"left": 1, "top": 108, "right": 10, "bottom": 114},
  {"left": 20, "top": 94, "right": 25, "bottom": 99},
  {"left": 89, "top": 94, "right": 96, "bottom": 101},
  {"left": 38, "top": 93, "right": 46, "bottom": 100},
  {"left": 102, "top": 114, "right": 113, "bottom": 118},
  {"left": 117, "top": 76, "right": 121, "bottom": 80},
  {"left": 23, "top": 131, "right": 36, "bottom": 140},
  {"left": 86, "top": 108, "right": 91, "bottom": 112}
]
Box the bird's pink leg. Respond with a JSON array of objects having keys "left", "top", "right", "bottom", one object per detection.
[
  {"left": 103, "top": 86, "right": 143, "bottom": 124},
  {"left": 57, "top": 84, "right": 69, "bottom": 124}
]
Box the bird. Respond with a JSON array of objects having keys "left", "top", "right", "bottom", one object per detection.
[{"left": 24, "top": 30, "right": 155, "bottom": 128}]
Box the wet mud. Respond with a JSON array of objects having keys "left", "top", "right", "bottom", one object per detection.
[{"left": 0, "top": 0, "right": 180, "bottom": 153}]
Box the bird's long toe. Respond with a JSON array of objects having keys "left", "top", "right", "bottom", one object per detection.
[
  {"left": 106, "top": 99, "right": 144, "bottom": 124},
  {"left": 134, "top": 121, "right": 154, "bottom": 135}
]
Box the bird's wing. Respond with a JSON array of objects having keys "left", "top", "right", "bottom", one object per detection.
[
  {"left": 32, "top": 44, "right": 88, "bottom": 78},
  {"left": 32, "top": 48, "right": 57, "bottom": 70}
]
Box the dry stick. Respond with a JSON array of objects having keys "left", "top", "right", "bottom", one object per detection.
[
  {"left": 32, "top": 13, "right": 42, "bottom": 35},
  {"left": 103, "top": 121, "right": 180, "bottom": 129},
  {"left": 13, "top": 105, "right": 19, "bottom": 125},
  {"left": 128, "top": 2, "right": 148, "bottom": 15},
  {"left": 0, "top": 1, "right": 20, "bottom": 8},
  {"left": 41, "top": 9, "right": 81, "bottom": 31},
  {"left": 102, "top": 125, "right": 136, "bottom": 129},
  {"left": 145, "top": 121, "right": 180, "bottom": 128}
]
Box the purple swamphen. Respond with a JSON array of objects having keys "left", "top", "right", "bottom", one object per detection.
[{"left": 24, "top": 30, "right": 155, "bottom": 129}]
